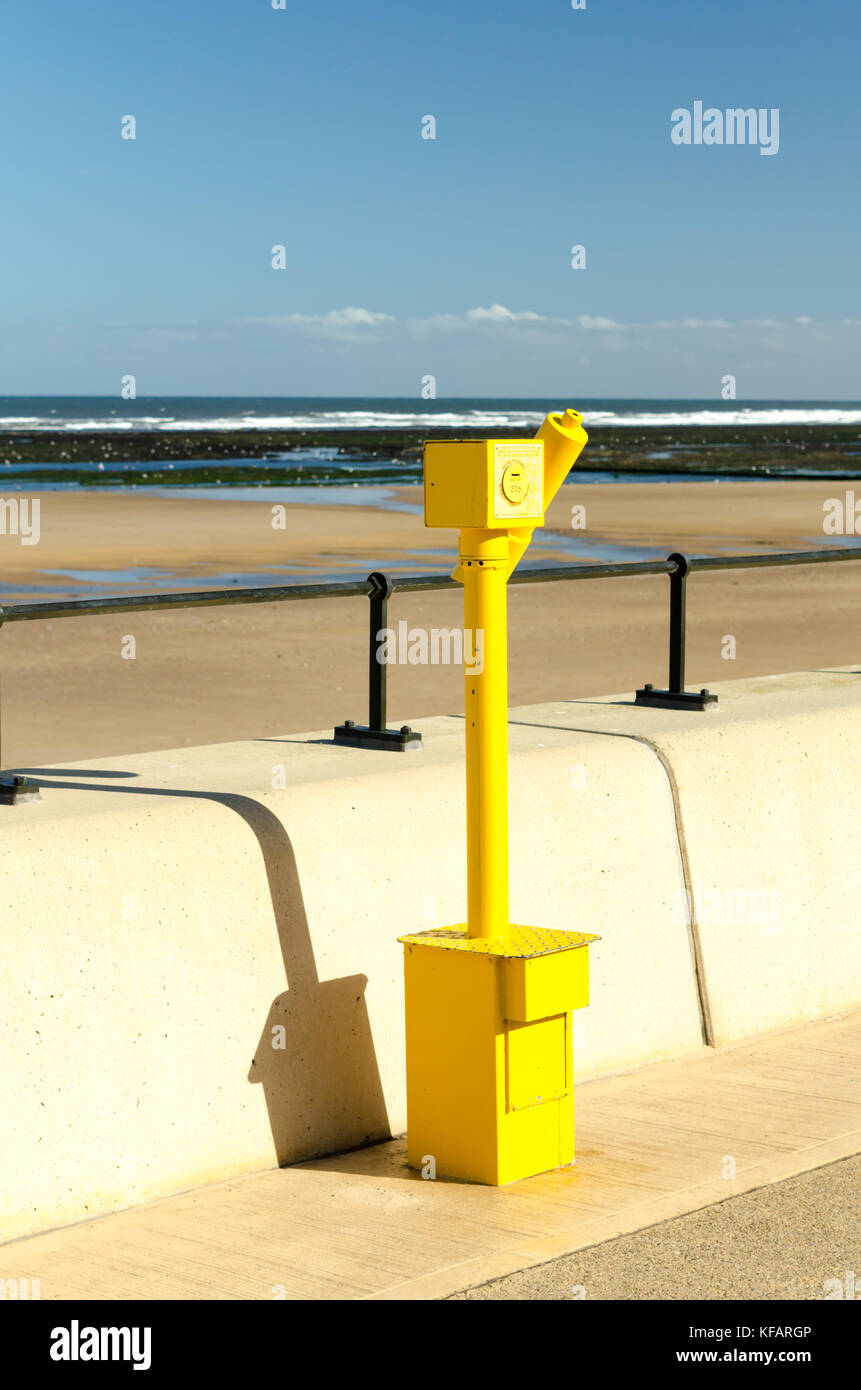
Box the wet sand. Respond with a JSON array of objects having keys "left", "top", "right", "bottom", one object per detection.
[{"left": 0, "top": 479, "right": 858, "bottom": 766}]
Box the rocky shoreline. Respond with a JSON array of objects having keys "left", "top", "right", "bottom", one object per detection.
[{"left": 0, "top": 423, "right": 859, "bottom": 484}]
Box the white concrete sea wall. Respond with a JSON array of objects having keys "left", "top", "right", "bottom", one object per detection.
[
  {"left": 0, "top": 667, "right": 858, "bottom": 1242},
  {"left": 515, "top": 667, "right": 861, "bottom": 1047}
]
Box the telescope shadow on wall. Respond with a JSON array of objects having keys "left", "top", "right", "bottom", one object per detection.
[
  {"left": 236, "top": 793, "right": 391, "bottom": 1167},
  {"left": 11, "top": 772, "right": 391, "bottom": 1171}
]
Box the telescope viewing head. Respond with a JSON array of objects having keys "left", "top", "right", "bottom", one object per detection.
[{"left": 423, "top": 408, "right": 588, "bottom": 577}]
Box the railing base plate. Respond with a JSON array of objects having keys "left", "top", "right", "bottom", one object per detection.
[
  {"left": 635, "top": 687, "right": 718, "bottom": 711},
  {"left": 333, "top": 724, "right": 423, "bottom": 751},
  {"left": 0, "top": 775, "right": 41, "bottom": 805}
]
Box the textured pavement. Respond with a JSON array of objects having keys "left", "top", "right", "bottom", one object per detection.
[{"left": 450, "top": 1154, "right": 861, "bottom": 1300}]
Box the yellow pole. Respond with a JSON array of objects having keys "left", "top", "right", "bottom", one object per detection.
[
  {"left": 461, "top": 529, "right": 510, "bottom": 941},
  {"left": 399, "top": 410, "right": 598, "bottom": 1184},
  {"left": 456, "top": 413, "right": 589, "bottom": 943}
]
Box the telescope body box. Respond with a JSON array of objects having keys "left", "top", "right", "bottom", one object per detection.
[{"left": 424, "top": 439, "right": 545, "bottom": 529}]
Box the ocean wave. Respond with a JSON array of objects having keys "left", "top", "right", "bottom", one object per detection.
[
  {"left": 0, "top": 410, "right": 544, "bottom": 432},
  {"left": 1, "top": 406, "right": 861, "bottom": 432},
  {"left": 584, "top": 408, "right": 861, "bottom": 427}
]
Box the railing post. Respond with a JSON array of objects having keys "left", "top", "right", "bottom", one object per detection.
[
  {"left": 0, "top": 606, "right": 41, "bottom": 804},
  {"left": 635, "top": 552, "right": 718, "bottom": 711},
  {"left": 368, "top": 573, "right": 388, "bottom": 733},
  {"left": 668, "top": 550, "right": 687, "bottom": 693},
  {"left": 333, "top": 571, "right": 423, "bottom": 751}
]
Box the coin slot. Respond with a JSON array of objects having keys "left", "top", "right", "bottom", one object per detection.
[{"left": 501, "top": 461, "right": 528, "bottom": 504}]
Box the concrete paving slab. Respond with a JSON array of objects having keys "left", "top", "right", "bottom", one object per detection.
[{"left": 3, "top": 1009, "right": 860, "bottom": 1301}]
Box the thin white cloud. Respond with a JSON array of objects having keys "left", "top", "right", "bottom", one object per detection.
[
  {"left": 247, "top": 307, "right": 395, "bottom": 329},
  {"left": 465, "top": 303, "right": 547, "bottom": 323},
  {"left": 242, "top": 304, "right": 842, "bottom": 339},
  {"left": 575, "top": 314, "right": 623, "bottom": 330},
  {"left": 413, "top": 305, "right": 610, "bottom": 333},
  {"left": 650, "top": 318, "right": 732, "bottom": 329},
  {"left": 416, "top": 307, "right": 822, "bottom": 333}
]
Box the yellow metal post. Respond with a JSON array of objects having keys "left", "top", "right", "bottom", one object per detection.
[
  {"left": 400, "top": 410, "right": 599, "bottom": 1185},
  {"left": 461, "top": 530, "right": 510, "bottom": 940}
]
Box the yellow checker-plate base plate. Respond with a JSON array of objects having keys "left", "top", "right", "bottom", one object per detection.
[{"left": 398, "top": 924, "right": 598, "bottom": 958}]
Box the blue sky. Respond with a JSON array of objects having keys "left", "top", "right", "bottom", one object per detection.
[{"left": 1, "top": 0, "right": 859, "bottom": 397}]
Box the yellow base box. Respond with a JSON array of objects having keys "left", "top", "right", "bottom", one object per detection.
[{"left": 398, "top": 925, "right": 597, "bottom": 1186}]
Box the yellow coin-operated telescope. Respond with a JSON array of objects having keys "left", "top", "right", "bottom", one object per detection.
[{"left": 399, "top": 410, "right": 599, "bottom": 1185}]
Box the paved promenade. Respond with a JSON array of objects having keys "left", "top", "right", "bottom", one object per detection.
[{"left": 4, "top": 1010, "right": 859, "bottom": 1300}]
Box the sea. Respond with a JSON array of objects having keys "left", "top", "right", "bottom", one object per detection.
[
  {"left": 3, "top": 396, "right": 861, "bottom": 433},
  {"left": 2, "top": 396, "right": 860, "bottom": 496},
  {"left": 2, "top": 397, "right": 859, "bottom": 594}
]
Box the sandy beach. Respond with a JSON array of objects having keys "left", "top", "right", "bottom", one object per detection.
[{"left": 0, "top": 479, "right": 858, "bottom": 767}]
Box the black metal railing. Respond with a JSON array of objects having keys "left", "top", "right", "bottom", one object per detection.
[{"left": 1, "top": 545, "right": 858, "bottom": 800}]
